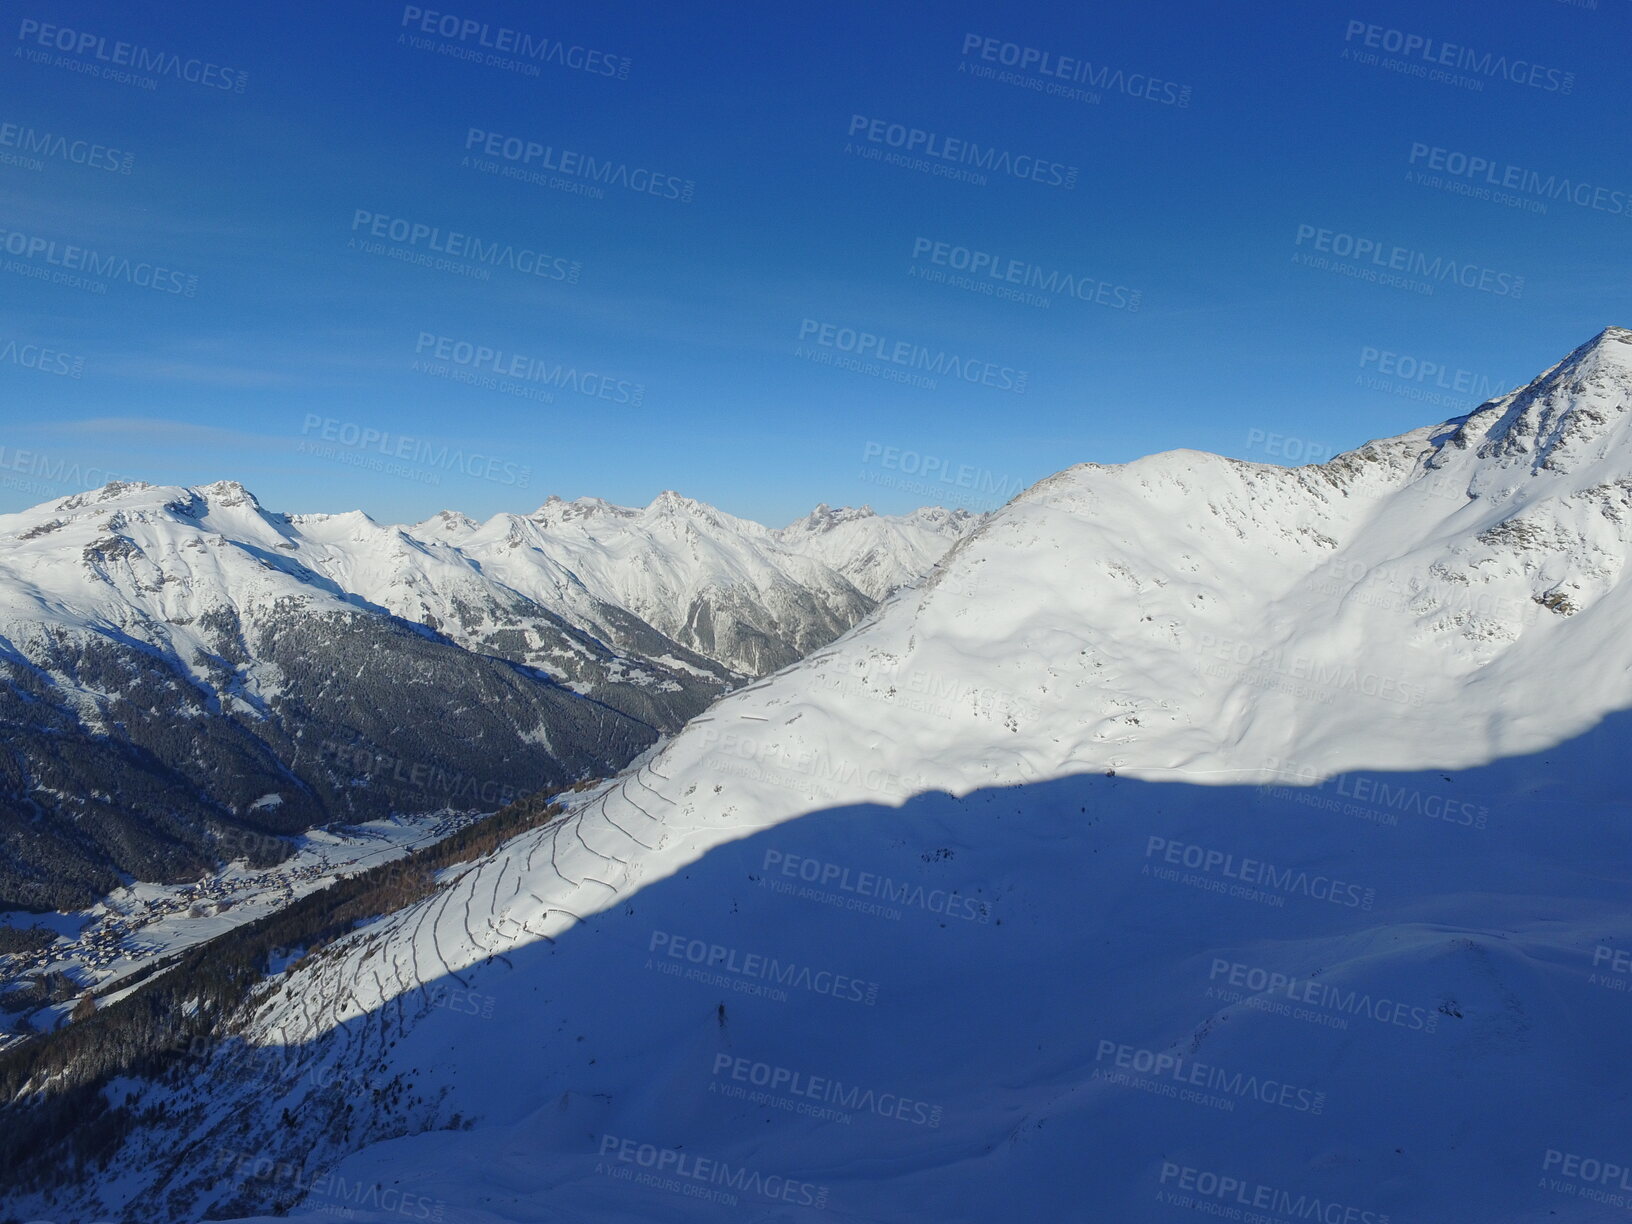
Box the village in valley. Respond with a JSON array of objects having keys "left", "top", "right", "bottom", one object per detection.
[{"left": 0, "top": 809, "right": 484, "bottom": 1047}]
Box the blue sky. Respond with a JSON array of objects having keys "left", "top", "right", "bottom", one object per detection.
[{"left": 2, "top": 0, "right": 1627, "bottom": 525}]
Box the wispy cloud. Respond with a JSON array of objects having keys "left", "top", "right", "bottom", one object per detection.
[
  {"left": 30, "top": 417, "right": 284, "bottom": 448},
  {"left": 92, "top": 358, "right": 303, "bottom": 389}
]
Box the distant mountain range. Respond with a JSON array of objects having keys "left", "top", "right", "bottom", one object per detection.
[{"left": 0, "top": 486, "right": 976, "bottom": 909}]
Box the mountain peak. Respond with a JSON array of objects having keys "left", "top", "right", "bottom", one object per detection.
[
  {"left": 1534, "top": 325, "right": 1632, "bottom": 387},
  {"left": 644, "top": 490, "right": 727, "bottom": 523},
  {"left": 786, "top": 504, "right": 877, "bottom": 532},
  {"left": 428, "top": 509, "right": 477, "bottom": 531},
  {"left": 1584, "top": 324, "right": 1632, "bottom": 356},
  {"left": 1421, "top": 327, "right": 1632, "bottom": 479},
  {"left": 649, "top": 489, "right": 697, "bottom": 510},
  {"left": 195, "top": 479, "right": 259, "bottom": 508},
  {"left": 54, "top": 480, "right": 155, "bottom": 512},
  {"left": 530, "top": 495, "right": 633, "bottom": 525}
]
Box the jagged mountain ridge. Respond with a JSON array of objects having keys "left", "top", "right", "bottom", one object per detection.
[
  {"left": 775, "top": 502, "right": 977, "bottom": 601},
  {"left": 14, "top": 328, "right": 1632, "bottom": 1223},
  {"left": 424, "top": 491, "right": 975, "bottom": 675},
  {"left": 0, "top": 486, "right": 973, "bottom": 909}
]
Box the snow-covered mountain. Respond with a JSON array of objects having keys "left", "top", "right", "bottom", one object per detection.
[
  {"left": 452, "top": 491, "right": 875, "bottom": 677},
  {"left": 11, "top": 328, "right": 1632, "bottom": 1223},
  {"left": 774, "top": 503, "right": 978, "bottom": 601},
  {"left": 0, "top": 486, "right": 969, "bottom": 909},
  {"left": 411, "top": 492, "right": 977, "bottom": 676}
]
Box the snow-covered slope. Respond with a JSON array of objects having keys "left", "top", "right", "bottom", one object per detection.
[
  {"left": 0, "top": 485, "right": 968, "bottom": 908},
  {"left": 16, "top": 329, "right": 1632, "bottom": 1223}
]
